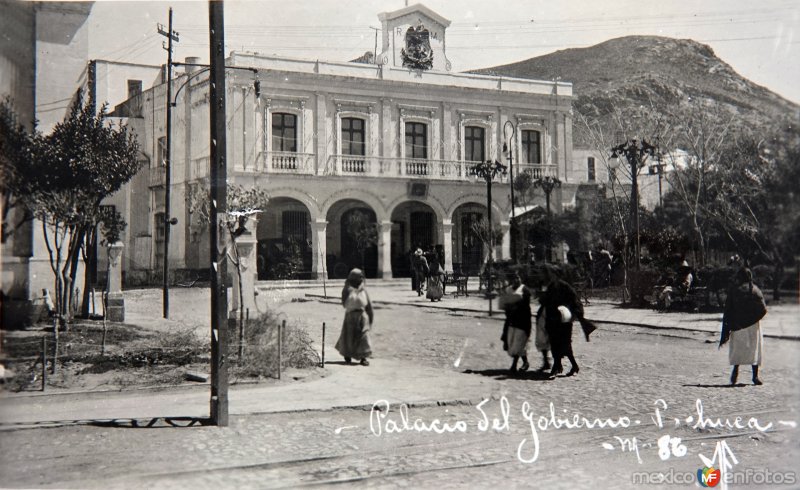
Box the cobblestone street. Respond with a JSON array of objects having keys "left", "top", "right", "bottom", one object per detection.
[{"left": 1, "top": 284, "right": 798, "bottom": 488}]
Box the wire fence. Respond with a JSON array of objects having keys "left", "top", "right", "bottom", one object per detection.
[{"left": 2, "top": 312, "right": 325, "bottom": 393}]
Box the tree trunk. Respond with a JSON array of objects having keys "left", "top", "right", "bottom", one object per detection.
[
  {"left": 65, "top": 226, "right": 86, "bottom": 326},
  {"left": 80, "top": 228, "right": 98, "bottom": 318},
  {"left": 773, "top": 261, "right": 784, "bottom": 301}
]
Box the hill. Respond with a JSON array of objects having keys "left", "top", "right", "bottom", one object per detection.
[{"left": 472, "top": 36, "right": 799, "bottom": 141}]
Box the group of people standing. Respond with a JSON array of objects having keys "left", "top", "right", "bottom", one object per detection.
[
  {"left": 499, "top": 266, "right": 596, "bottom": 379},
  {"left": 410, "top": 248, "right": 445, "bottom": 302},
  {"left": 333, "top": 258, "right": 768, "bottom": 387}
]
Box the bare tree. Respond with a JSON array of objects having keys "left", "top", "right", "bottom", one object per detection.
[{"left": 188, "top": 182, "right": 270, "bottom": 356}]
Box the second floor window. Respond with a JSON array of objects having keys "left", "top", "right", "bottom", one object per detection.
[
  {"left": 341, "top": 117, "right": 365, "bottom": 156},
  {"left": 464, "top": 126, "right": 485, "bottom": 162},
  {"left": 405, "top": 121, "right": 427, "bottom": 159},
  {"left": 587, "top": 156, "right": 596, "bottom": 181},
  {"left": 521, "top": 129, "right": 541, "bottom": 164},
  {"left": 272, "top": 113, "right": 297, "bottom": 152}
]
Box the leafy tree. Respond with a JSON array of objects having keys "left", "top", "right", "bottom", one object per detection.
[
  {"left": 702, "top": 124, "right": 800, "bottom": 299},
  {"left": 0, "top": 98, "right": 39, "bottom": 243},
  {"left": 4, "top": 95, "right": 141, "bottom": 325}
]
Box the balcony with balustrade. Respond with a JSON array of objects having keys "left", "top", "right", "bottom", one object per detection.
[{"left": 249, "top": 152, "right": 559, "bottom": 182}]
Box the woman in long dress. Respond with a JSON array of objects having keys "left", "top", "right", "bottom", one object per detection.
[
  {"left": 538, "top": 265, "right": 596, "bottom": 378},
  {"left": 426, "top": 254, "right": 445, "bottom": 302},
  {"left": 335, "top": 268, "right": 374, "bottom": 366},
  {"left": 720, "top": 268, "right": 767, "bottom": 385},
  {"left": 499, "top": 272, "right": 532, "bottom": 373}
]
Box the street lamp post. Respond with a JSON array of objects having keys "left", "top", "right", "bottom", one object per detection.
[
  {"left": 471, "top": 159, "right": 507, "bottom": 317},
  {"left": 533, "top": 175, "right": 561, "bottom": 262},
  {"left": 609, "top": 139, "right": 657, "bottom": 270},
  {"left": 502, "top": 120, "right": 516, "bottom": 262}
]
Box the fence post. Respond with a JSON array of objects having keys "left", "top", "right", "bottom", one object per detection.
[
  {"left": 321, "top": 322, "right": 326, "bottom": 368},
  {"left": 52, "top": 316, "right": 58, "bottom": 375},
  {"left": 239, "top": 308, "right": 248, "bottom": 362},
  {"left": 278, "top": 319, "right": 285, "bottom": 380},
  {"left": 41, "top": 337, "right": 47, "bottom": 392}
]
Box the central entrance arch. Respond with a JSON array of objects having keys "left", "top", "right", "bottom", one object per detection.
[
  {"left": 389, "top": 201, "right": 438, "bottom": 277},
  {"left": 326, "top": 199, "right": 378, "bottom": 279}
]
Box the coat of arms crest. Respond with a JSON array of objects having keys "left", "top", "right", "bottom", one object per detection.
[{"left": 401, "top": 24, "right": 434, "bottom": 71}]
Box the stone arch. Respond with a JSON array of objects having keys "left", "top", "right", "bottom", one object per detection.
[
  {"left": 446, "top": 192, "right": 504, "bottom": 223},
  {"left": 256, "top": 194, "right": 316, "bottom": 280},
  {"left": 386, "top": 195, "right": 446, "bottom": 223},
  {"left": 264, "top": 187, "right": 321, "bottom": 221},
  {"left": 325, "top": 197, "right": 381, "bottom": 279},
  {"left": 321, "top": 188, "right": 387, "bottom": 222}
]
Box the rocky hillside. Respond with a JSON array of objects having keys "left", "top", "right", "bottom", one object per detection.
[{"left": 473, "top": 36, "right": 799, "bottom": 134}]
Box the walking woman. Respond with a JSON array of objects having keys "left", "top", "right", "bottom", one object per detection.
[
  {"left": 499, "top": 272, "right": 532, "bottom": 373},
  {"left": 538, "top": 265, "right": 596, "bottom": 378},
  {"left": 426, "top": 253, "right": 445, "bottom": 302},
  {"left": 720, "top": 267, "right": 767, "bottom": 385},
  {"left": 335, "top": 268, "right": 374, "bottom": 366}
]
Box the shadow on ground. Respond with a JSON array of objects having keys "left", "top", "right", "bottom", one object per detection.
[
  {"left": 463, "top": 368, "right": 554, "bottom": 381},
  {"left": 0, "top": 416, "right": 210, "bottom": 430}
]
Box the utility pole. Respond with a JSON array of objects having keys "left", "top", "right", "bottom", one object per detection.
[
  {"left": 158, "top": 9, "right": 179, "bottom": 319},
  {"left": 208, "top": 0, "right": 229, "bottom": 427},
  {"left": 369, "top": 27, "right": 380, "bottom": 63}
]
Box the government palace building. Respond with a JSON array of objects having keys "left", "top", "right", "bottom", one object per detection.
[{"left": 118, "top": 3, "right": 577, "bottom": 283}]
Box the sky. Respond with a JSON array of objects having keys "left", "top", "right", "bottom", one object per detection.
[{"left": 87, "top": 0, "right": 800, "bottom": 104}]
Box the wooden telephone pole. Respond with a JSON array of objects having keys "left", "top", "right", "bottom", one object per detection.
[{"left": 208, "top": 1, "right": 229, "bottom": 427}]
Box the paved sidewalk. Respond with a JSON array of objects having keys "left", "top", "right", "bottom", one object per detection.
[{"left": 0, "top": 357, "right": 494, "bottom": 430}]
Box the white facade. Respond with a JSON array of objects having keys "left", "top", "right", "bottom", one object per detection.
[{"left": 123, "top": 4, "right": 577, "bottom": 283}]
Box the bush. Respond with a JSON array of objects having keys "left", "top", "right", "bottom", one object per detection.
[
  {"left": 231, "top": 309, "right": 319, "bottom": 378},
  {"left": 629, "top": 267, "right": 661, "bottom": 306}
]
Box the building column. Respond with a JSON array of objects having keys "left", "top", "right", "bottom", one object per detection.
[
  {"left": 378, "top": 220, "right": 393, "bottom": 279},
  {"left": 500, "top": 221, "right": 511, "bottom": 261},
  {"left": 442, "top": 219, "right": 453, "bottom": 272},
  {"left": 311, "top": 219, "right": 328, "bottom": 280}
]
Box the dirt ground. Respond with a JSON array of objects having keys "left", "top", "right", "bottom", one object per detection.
[{"left": 0, "top": 285, "right": 798, "bottom": 488}]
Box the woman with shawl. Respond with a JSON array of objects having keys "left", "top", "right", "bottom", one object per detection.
[
  {"left": 537, "top": 265, "right": 596, "bottom": 378},
  {"left": 499, "top": 272, "right": 532, "bottom": 373},
  {"left": 426, "top": 253, "right": 445, "bottom": 302},
  {"left": 335, "top": 268, "right": 374, "bottom": 366},
  {"left": 720, "top": 268, "right": 767, "bottom": 385}
]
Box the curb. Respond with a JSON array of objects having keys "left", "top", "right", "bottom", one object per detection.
[
  {"left": 0, "top": 396, "right": 484, "bottom": 432},
  {"left": 304, "top": 293, "right": 800, "bottom": 342}
]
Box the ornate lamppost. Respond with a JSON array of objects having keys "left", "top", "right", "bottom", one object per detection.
[
  {"left": 471, "top": 159, "right": 507, "bottom": 316},
  {"left": 502, "top": 120, "right": 516, "bottom": 262},
  {"left": 533, "top": 175, "right": 561, "bottom": 262},
  {"left": 609, "top": 138, "right": 657, "bottom": 270}
]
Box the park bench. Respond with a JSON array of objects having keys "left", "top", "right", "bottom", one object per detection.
[{"left": 444, "top": 271, "right": 469, "bottom": 297}]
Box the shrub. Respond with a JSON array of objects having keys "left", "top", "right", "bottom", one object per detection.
[
  {"left": 629, "top": 267, "right": 661, "bottom": 306},
  {"left": 231, "top": 309, "right": 319, "bottom": 378}
]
